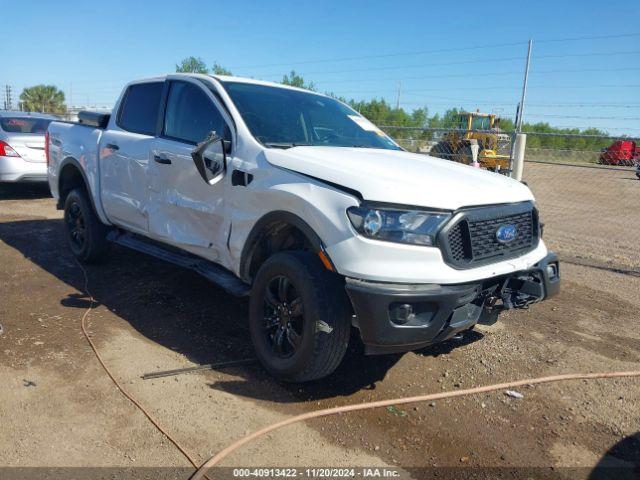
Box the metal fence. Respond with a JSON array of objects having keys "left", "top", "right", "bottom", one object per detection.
[
  {"left": 523, "top": 132, "right": 639, "bottom": 167},
  {"left": 380, "top": 126, "right": 514, "bottom": 174},
  {"left": 383, "top": 126, "right": 639, "bottom": 169},
  {"left": 384, "top": 127, "right": 640, "bottom": 273}
]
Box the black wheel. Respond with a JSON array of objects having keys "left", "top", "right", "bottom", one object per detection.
[
  {"left": 63, "top": 188, "right": 110, "bottom": 263},
  {"left": 249, "top": 251, "right": 350, "bottom": 382},
  {"left": 429, "top": 142, "right": 453, "bottom": 160},
  {"left": 457, "top": 144, "right": 473, "bottom": 165}
]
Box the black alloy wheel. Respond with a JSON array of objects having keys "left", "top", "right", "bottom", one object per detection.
[
  {"left": 65, "top": 199, "right": 86, "bottom": 251},
  {"left": 263, "top": 275, "right": 304, "bottom": 358}
]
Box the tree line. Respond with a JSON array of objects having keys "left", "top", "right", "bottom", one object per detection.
[{"left": 12, "top": 56, "right": 627, "bottom": 154}]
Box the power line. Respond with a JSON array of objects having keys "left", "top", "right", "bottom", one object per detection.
[
  {"left": 309, "top": 66, "right": 640, "bottom": 86},
  {"left": 399, "top": 98, "right": 640, "bottom": 108},
  {"left": 227, "top": 41, "right": 530, "bottom": 69},
  {"left": 525, "top": 113, "right": 640, "bottom": 121},
  {"left": 534, "top": 32, "right": 640, "bottom": 44},
  {"left": 250, "top": 50, "right": 640, "bottom": 79},
  {"left": 392, "top": 84, "right": 640, "bottom": 94},
  {"left": 331, "top": 82, "right": 639, "bottom": 96},
  {"left": 535, "top": 49, "right": 640, "bottom": 60},
  {"left": 252, "top": 56, "right": 524, "bottom": 77},
  {"left": 228, "top": 32, "right": 640, "bottom": 70}
]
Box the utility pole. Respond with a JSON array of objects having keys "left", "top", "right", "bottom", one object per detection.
[
  {"left": 516, "top": 39, "right": 532, "bottom": 132},
  {"left": 4, "top": 85, "right": 12, "bottom": 110},
  {"left": 395, "top": 81, "right": 402, "bottom": 110}
]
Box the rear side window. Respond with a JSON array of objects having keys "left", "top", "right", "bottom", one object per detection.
[
  {"left": 0, "top": 117, "right": 52, "bottom": 134},
  {"left": 163, "top": 81, "right": 227, "bottom": 144},
  {"left": 118, "top": 82, "right": 163, "bottom": 135}
]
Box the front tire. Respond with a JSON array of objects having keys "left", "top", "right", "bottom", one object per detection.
[
  {"left": 63, "top": 188, "right": 110, "bottom": 263},
  {"left": 249, "top": 251, "right": 350, "bottom": 382}
]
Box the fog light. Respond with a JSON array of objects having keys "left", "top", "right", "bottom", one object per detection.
[
  {"left": 546, "top": 263, "right": 558, "bottom": 279},
  {"left": 390, "top": 303, "right": 415, "bottom": 325}
]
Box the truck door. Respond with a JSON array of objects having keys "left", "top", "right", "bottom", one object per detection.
[
  {"left": 100, "top": 81, "right": 164, "bottom": 233},
  {"left": 147, "top": 79, "right": 233, "bottom": 264}
]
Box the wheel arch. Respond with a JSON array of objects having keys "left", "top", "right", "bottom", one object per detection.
[
  {"left": 57, "top": 157, "right": 107, "bottom": 224},
  {"left": 239, "top": 211, "right": 329, "bottom": 284}
]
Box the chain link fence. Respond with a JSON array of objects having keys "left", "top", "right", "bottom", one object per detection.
[
  {"left": 523, "top": 132, "right": 640, "bottom": 167},
  {"left": 384, "top": 127, "right": 640, "bottom": 273},
  {"left": 381, "top": 125, "right": 514, "bottom": 173}
]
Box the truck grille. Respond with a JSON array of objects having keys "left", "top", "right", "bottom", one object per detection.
[{"left": 439, "top": 203, "right": 539, "bottom": 269}]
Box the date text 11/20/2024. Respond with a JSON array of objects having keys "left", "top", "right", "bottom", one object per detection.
[{"left": 232, "top": 468, "right": 400, "bottom": 478}]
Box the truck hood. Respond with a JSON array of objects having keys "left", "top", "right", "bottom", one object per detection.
[{"left": 264, "top": 146, "right": 534, "bottom": 210}]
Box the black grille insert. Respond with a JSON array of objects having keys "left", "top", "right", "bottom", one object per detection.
[{"left": 439, "top": 203, "right": 539, "bottom": 269}]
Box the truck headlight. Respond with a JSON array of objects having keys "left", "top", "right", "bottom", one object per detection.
[{"left": 347, "top": 206, "right": 451, "bottom": 246}]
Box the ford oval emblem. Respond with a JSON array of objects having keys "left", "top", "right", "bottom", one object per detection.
[{"left": 496, "top": 224, "right": 518, "bottom": 244}]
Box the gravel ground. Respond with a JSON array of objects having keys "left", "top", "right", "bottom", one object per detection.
[{"left": 0, "top": 163, "right": 638, "bottom": 480}]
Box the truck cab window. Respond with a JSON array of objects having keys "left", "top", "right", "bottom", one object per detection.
[
  {"left": 117, "top": 82, "right": 163, "bottom": 135},
  {"left": 163, "top": 82, "right": 229, "bottom": 145}
]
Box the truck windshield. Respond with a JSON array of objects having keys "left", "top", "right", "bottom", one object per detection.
[
  {"left": 221, "top": 81, "right": 401, "bottom": 150},
  {"left": 0, "top": 117, "right": 52, "bottom": 134}
]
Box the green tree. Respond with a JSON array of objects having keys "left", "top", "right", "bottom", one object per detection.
[
  {"left": 19, "top": 85, "right": 66, "bottom": 114},
  {"left": 175, "top": 56, "right": 209, "bottom": 73},
  {"left": 281, "top": 71, "right": 316, "bottom": 91},
  {"left": 211, "top": 62, "right": 232, "bottom": 75},
  {"left": 175, "top": 57, "right": 232, "bottom": 75}
]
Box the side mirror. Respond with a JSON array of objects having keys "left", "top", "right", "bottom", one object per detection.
[{"left": 191, "top": 131, "right": 226, "bottom": 184}]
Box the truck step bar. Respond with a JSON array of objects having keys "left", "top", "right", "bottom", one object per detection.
[{"left": 107, "top": 230, "right": 250, "bottom": 297}]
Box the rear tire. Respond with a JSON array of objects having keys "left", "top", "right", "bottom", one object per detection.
[
  {"left": 63, "top": 188, "right": 110, "bottom": 263},
  {"left": 249, "top": 251, "right": 350, "bottom": 382}
]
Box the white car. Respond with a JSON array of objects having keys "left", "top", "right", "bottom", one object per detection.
[
  {"left": 46, "top": 74, "right": 560, "bottom": 382},
  {"left": 0, "top": 111, "right": 56, "bottom": 183}
]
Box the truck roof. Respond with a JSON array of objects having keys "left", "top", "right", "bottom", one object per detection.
[{"left": 127, "top": 73, "right": 328, "bottom": 97}]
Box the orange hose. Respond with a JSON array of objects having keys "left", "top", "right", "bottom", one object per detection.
[
  {"left": 191, "top": 369, "right": 640, "bottom": 480},
  {"left": 75, "top": 258, "right": 639, "bottom": 480},
  {"left": 76, "top": 260, "right": 210, "bottom": 478}
]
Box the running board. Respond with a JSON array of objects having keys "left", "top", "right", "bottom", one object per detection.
[{"left": 107, "top": 231, "right": 250, "bottom": 297}]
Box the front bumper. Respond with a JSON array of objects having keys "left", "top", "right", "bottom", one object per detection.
[
  {"left": 346, "top": 252, "right": 560, "bottom": 354},
  {"left": 0, "top": 155, "right": 47, "bottom": 183}
]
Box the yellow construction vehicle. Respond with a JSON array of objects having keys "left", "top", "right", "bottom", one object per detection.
[{"left": 429, "top": 111, "right": 512, "bottom": 172}]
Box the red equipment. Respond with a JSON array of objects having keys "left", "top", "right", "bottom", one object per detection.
[{"left": 598, "top": 140, "right": 640, "bottom": 166}]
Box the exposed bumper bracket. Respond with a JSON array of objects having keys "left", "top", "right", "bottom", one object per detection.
[{"left": 346, "top": 252, "right": 560, "bottom": 355}]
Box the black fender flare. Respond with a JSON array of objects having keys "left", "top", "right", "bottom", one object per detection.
[{"left": 239, "top": 211, "right": 326, "bottom": 283}]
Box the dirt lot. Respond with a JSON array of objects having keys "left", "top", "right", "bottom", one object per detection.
[{"left": 0, "top": 163, "right": 638, "bottom": 479}]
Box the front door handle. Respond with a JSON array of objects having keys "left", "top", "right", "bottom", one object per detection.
[
  {"left": 105, "top": 143, "right": 119, "bottom": 150},
  {"left": 154, "top": 155, "right": 172, "bottom": 165}
]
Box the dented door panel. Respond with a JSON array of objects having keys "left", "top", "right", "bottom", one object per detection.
[{"left": 148, "top": 137, "right": 228, "bottom": 263}]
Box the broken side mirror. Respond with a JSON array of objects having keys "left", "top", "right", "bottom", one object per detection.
[{"left": 191, "top": 131, "right": 226, "bottom": 184}]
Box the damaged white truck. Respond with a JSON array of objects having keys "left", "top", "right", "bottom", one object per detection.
[{"left": 46, "top": 74, "right": 560, "bottom": 382}]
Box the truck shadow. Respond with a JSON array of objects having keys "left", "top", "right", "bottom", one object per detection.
[
  {"left": 0, "top": 218, "right": 481, "bottom": 401},
  {"left": 588, "top": 432, "right": 640, "bottom": 480},
  {"left": 0, "top": 183, "right": 51, "bottom": 199}
]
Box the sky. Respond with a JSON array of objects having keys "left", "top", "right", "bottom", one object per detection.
[{"left": 2, "top": 0, "right": 639, "bottom": 134}]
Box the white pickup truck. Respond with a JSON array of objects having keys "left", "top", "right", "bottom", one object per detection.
[{"left": 47, "top": 74, "right": 559, "bottom": 382}]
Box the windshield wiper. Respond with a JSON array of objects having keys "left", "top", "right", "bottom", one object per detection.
[{"left": 264, "top": 142, "right": 311, "bottom": 149}]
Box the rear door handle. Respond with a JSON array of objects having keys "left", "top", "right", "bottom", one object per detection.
[
  {"left": 154, "top": 155, "right": 172, "bottom": 165},
  {"left": 105, "top": 143, "right": 119, "bottom": 150}
]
